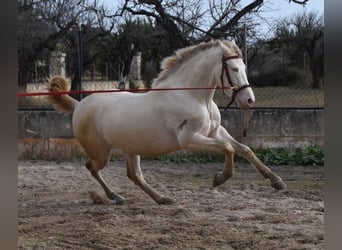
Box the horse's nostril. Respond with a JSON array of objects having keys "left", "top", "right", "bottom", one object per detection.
[{"left": 248, "top": 98, "right": 254, "bottom": 105}]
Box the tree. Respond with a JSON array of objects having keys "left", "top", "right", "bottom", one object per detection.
[
  {"left": 61, "top": 23, "right": 115, "bottom": 99},
  {"left": 94, "top": 17, "right": 175, "bottom": 86},
  {"left": 18, "top": 0, "right": 115, "bottom": 91},
  {"left": 119, "top": 0, "right": 265, "bottom": 47},
  {"left": 246, "top": 10, "right": 323, "bottom": 88},
  {"left": 18, "top": 0, "right": 312, "bottom": 92},
  {"left": 273, "top": 11, "right": 324, "bottom": 88},
  {"left": 118, "top": 0, "right": 311, "bottom": 47}
]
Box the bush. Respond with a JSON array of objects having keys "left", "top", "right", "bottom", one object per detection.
[
  {"left": 151, "top": 146, "right": 324, "bottom": 166},
  {"left": 142, "top": 60, "right": 158, "bottom": 88},
  {"left": 253, "top": 146, "right": 324, "bottom": 166}
]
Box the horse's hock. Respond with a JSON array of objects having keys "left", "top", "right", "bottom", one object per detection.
[{"left": 17, "top": 109, "right": 324, "bottom": 160}]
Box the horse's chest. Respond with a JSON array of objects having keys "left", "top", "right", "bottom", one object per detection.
[
  {"left": 203, "top": 116, "right": 219, "bottom": 136},
  {"left": 195, "top": 114, "right": 220, "bottom": 136}
]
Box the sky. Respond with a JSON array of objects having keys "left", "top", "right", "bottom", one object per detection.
[
  {"left": 248, "top": 0, "right": 324, "bottom": 35},
  {"left": 259, "top": 0, "right": 324, "bottom": 24},
  {"left": 261, "top": 0, "right": 323, "bottom": 18}
]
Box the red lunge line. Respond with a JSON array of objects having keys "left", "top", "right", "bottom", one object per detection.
[{"left": 17, "top": 86, "right": 234, "bottom": 97}]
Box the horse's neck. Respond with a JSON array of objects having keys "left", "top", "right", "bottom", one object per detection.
[
  {"left": 181, "top": 50, "right": 218, "bottom": 86},
  {"left": 159, "top": 48, "right": 220, "bottom": 102},
  {"left": 188, "top": 50, "right": 219, "bottom": 101}
]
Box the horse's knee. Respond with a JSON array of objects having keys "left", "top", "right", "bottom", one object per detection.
[{"left": 85, "top": 159, "right": 93, "bottom": 171}]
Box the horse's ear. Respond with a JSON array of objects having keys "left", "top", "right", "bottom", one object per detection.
[{"left": 218, "top": 40, "right": 229, "bottom": 53}]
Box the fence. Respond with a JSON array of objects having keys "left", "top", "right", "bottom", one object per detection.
[
  {"left": 17, "top": 109, "right": 324, "bottom": 160},
  {"left": 214, "top": 86, "right": 324, "bottom": 108},
  {"left": 21, "top": 49, "right": 324, "bottom": 109}
]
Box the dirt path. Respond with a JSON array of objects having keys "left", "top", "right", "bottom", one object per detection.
[{"left": 18, "top": 160, "right": 324, "bottom": 249}]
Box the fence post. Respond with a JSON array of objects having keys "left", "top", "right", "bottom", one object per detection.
[
  {"left": 129, "top": 52, "right": 142, "bottom": 81},
  {"left": 49, "top": 51, "right": 66, "bottom": 78}
]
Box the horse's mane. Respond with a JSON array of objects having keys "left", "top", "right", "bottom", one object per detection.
[{"left": 152, "top": 40, "right": 242, "bottom": 86}]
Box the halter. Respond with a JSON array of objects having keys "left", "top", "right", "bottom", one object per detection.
[{"left": 220, "top": 55, "right": 251, "bottom": 110}]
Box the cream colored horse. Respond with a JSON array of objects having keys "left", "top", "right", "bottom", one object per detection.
[{"left": 46, "top": 40, "right": 286, "bottom": 205}]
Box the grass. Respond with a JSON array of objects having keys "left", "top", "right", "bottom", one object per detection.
[{"left": 150, "top": 152, "right": 225, "bottom": 164}]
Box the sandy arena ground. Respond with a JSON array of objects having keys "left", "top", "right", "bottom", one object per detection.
[{"left": 18, "top": 160, "right": 324, "bottom": 249}]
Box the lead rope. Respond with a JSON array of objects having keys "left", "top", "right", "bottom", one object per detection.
[
  {"left": 242, "top": 109, "right": 252, "bottom": 138},
  {"left": 223, "top": 84, "right": 251, "bottom": 110},
  {"left": 224, "top": 98, "right": 235, "bottom": 110}
]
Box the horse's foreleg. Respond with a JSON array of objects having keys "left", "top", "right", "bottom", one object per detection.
[
  {"left": 85, "top": 159, "right": 126, "bottom": 205},
  {"left": 126, "top": 154, "right": 175, "bottom": 205},
  {"left": 218, "top": 126, "right": 287, "bottom": 190}
]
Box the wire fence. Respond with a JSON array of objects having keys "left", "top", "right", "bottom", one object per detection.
[
  {"left": 214, "top": 86, "right": 324, "bottom": 108},
  {"left": 18, "top": 81, "right": 324, "bottom": 109}
]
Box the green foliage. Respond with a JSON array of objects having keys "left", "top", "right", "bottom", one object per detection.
[
  {"left": 142, "top": 60, "right": 158, "bottom": 87},
  {"left": 151, "top": 146, "right": 324, "bottom": 166},
  {"left": 254, "top": 146, "right": 324, "bottom": 166},
  {"left": 151, "top": 152, "right": 225, "bottom": 164}
]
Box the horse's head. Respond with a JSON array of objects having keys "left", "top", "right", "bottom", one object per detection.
[{"left": 217, "top": 40, "right": 255, "bottom": 109}]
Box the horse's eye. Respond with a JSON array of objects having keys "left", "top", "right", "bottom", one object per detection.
[{"left": 232, "top": 68, "right": 239, "bottom": 72}]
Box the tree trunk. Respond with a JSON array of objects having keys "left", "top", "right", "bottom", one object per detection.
[
  {"left": 18, "top": 64, "right": 31, "bottom": 91},
  {"left": 71, "top": 72, "right": 82, "bottom": 101},
  {"left": 309, "top": 40, "right": 323, "bottom": 89}
]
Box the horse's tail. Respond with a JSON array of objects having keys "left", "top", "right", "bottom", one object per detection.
[{"left": 46, "top": 76, "right": 79, "bottom": 114}]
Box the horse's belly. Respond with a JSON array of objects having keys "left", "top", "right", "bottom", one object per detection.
[{"left": 107, "top": 131, "right": 180, "bottom": 156}]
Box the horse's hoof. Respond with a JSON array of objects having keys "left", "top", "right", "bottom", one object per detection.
[
  {"left": 158, "top": 197, "right": 175, "bottom": 205},
  {"left": 107, "top": 192, "right": 126, "bottom": 205},
  {"left": 213, "top": 172, "right": 227, "bottom": 187},
  {"left": 114, "top": 197, "right": 126, "bottom": 205},
  {"left": 271, "top": 179, "right": 287, "bottom": 190}
]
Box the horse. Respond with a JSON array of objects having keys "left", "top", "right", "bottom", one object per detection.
[{"left": 46, "top": 40, "right": 286, "bottom": 205}]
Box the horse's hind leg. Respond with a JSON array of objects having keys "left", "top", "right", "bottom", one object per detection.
[
  {"left": 85, "top": 158, "right": 125, "bottom": 205},
  {"left": 126, "top": 154, "right": 174, "bottom": 205},
  {"left": 78, "top": 135, "right": 125, "bottom": 205},
  {"left": 235, "top": 145, "right": 287, "bottom": 190},
  {"left": 181, "top": 133, "right": 235, "bottom": 187},
  {"left": 213, "top": 143, "right": 235, "bottom": 187}
]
